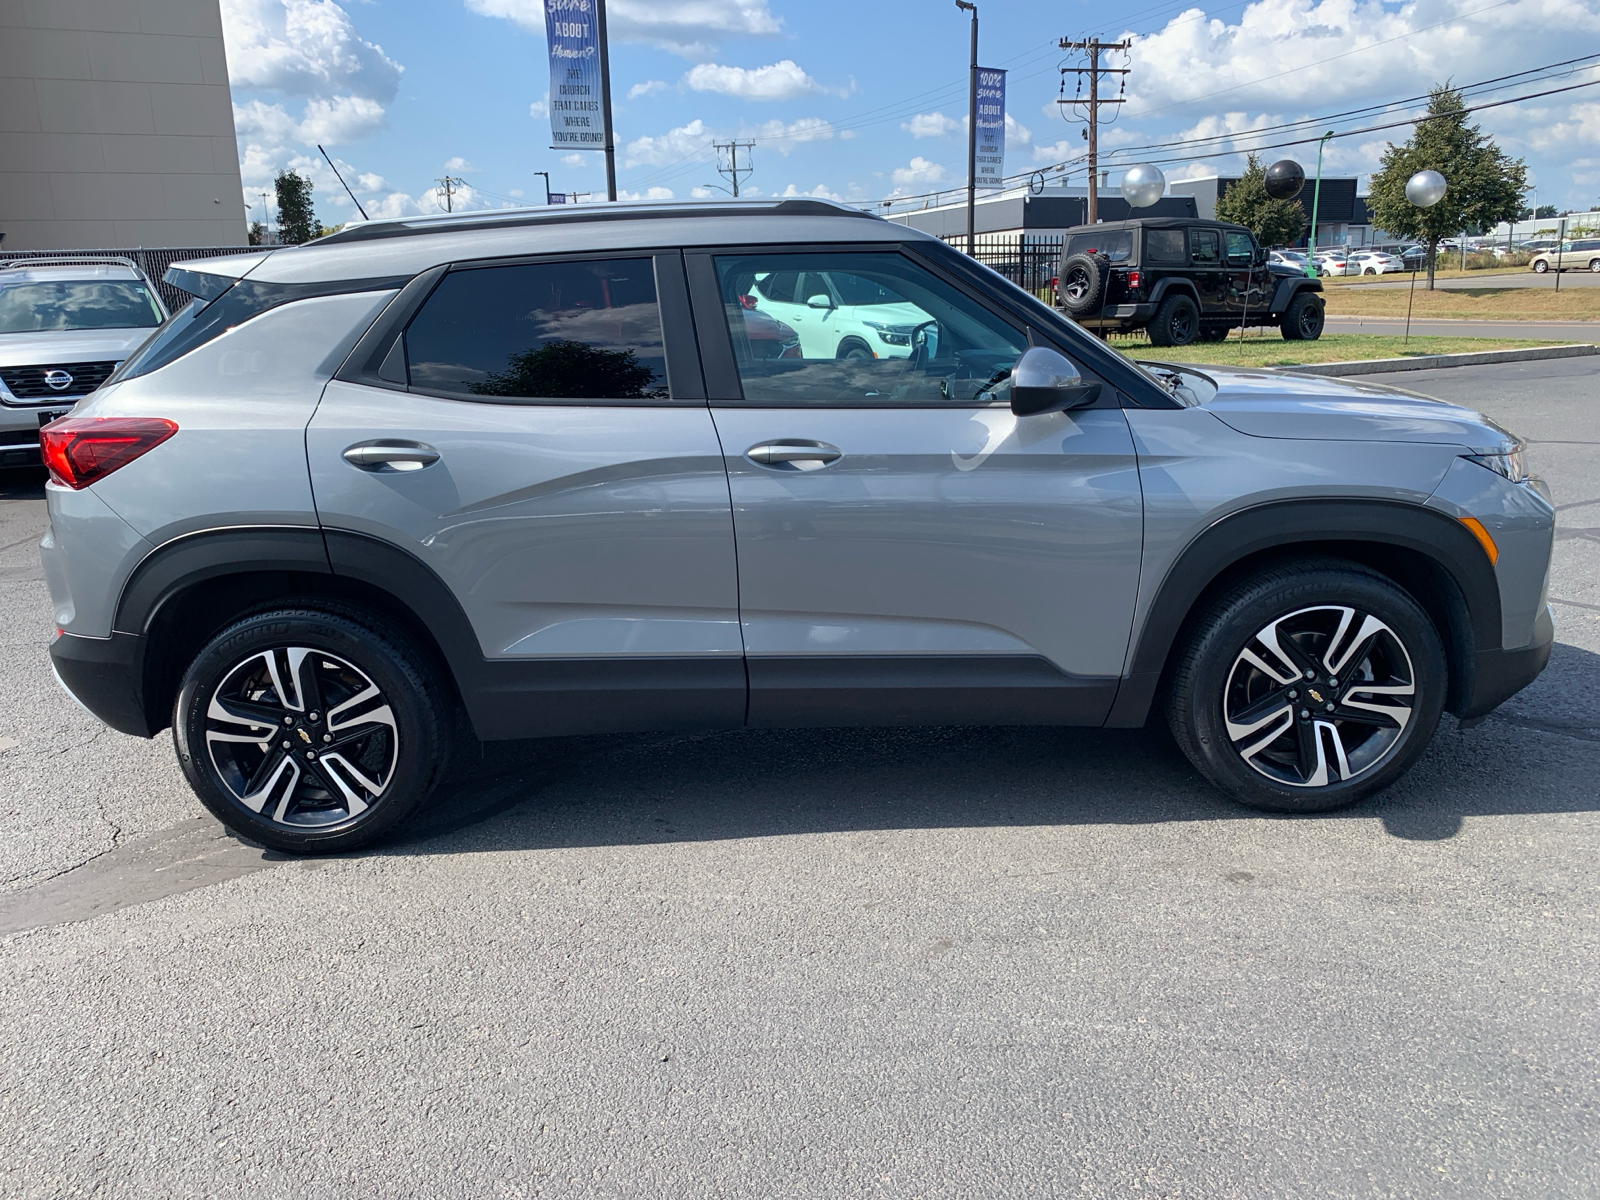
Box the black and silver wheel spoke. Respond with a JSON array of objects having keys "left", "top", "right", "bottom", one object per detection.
[
  {"left": 202, "top": 647, "right": 398, "bottom": 829},
  {"left": 1223, "top": 605, "right": 1415, "bottom": 789}
]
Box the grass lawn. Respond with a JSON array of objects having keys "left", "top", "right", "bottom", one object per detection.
[
  {"left": 1322, "top": 280, "right": 1600, "bottom": 321},
  {"left": 1110, "top": 332, "right": 1564, "bottom": 369}
]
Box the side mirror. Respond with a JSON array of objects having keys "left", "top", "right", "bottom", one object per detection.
[
  {"left": 1009, "top": 346, "right": 1103, "bottom": 417},
  {"left": 806, "top": 293, "right": 835, "bottom": 309},
  {"left": 1254, "top": 247, "right": 1269, "bottom": 265}
]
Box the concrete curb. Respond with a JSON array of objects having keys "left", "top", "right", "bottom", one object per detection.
[{"left": 1286, "top": 343, "right": 1598, "bottom": 377}]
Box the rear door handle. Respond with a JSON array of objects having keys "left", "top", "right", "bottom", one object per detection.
[
  {"left": 745, "top": 441, "right": 842, "bottom": 470},
  {"left": 343, "top": 441, "right": 440, "bottom": 472}
]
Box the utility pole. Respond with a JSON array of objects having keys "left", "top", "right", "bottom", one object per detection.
[
  {"left": 712, "top": 141, "right": 755, "bottom": 197},
  {"left": 596, "top": 0, "right": 617, "bottom": 200},
  {"left": 435, "top": 175, "right": 464, "bottom": 213},
  {"left": 534, "top": 171, "right": 553, "bottom": 205},
  {"left": 956, "top": 1, "right": 978, "bottom": 255},
  {"left": 1058, "top": 37, "right": 1129, "bottom": 225}
]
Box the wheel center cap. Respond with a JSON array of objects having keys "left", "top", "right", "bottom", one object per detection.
[{"left": 1306, "top": 687, "right": 1325, "bottom": 704}]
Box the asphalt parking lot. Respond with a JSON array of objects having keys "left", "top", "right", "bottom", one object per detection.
[{"left": 1, "top": 358, "right": 1596, "bottom": 1197}]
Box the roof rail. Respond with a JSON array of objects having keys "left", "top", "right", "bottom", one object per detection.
[
  {"left": 312, "top": 198, "right": 880, "bottom": 247},
  {"left": 0, "top": 255, "right": 144, "bottom": 272}
]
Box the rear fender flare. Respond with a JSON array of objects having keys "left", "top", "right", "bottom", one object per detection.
[{"left": 1147, "top": 278, "right": 1200, "bottom": 309}]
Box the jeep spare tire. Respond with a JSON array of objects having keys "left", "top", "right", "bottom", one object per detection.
[{"left": 1057, "top": 252, "right": 1110, "bottom": 314}]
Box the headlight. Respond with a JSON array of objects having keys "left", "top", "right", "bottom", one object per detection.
[
  {"left": 1465, "top": 446, "right": 1527, "bottom": 484},
  {"left": 864, "top": 320, "right": 912, "bottom": 347}
]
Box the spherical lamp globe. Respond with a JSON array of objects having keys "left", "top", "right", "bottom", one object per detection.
[
  {"left": 1264, "top": 159, "right": 1305, "bottom": 200},
  {"left": 1405, "top": 170, "right": 1447, "bottom": 209},
  {"left": 1120, "top": 164, "right": 1166, "bottom": 209}
]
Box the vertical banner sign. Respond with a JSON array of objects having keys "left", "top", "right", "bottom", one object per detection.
[
  {"left": 974, "top": 68, "right": 1006, "bottom": 189},
  {"left": 544, "top": 0, "right": 602, "bottom": 151}
]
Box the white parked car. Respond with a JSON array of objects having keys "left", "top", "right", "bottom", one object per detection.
[
  {"left": 1268, "top": 250, "right": 1328, "bottom": 277},
  {"left": 1313, "top": 250, "right": 1360, "bottom": 276},
  {"left": 1349, "top": 251, "right": 1407, "bottom": 275},
  {"left": 747, "top": 268, "right": 933, "bottom": 360},
  {"left": 0, "top": 257, "right": 167, "bottom": 468}
]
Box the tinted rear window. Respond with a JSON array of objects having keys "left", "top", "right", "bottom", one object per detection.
[
  {"left": 1066, "top": 230, "right": 1133, "bottom": 263},
  {"left": 404, "top": 258, "right": 668, "bottom": 400}
]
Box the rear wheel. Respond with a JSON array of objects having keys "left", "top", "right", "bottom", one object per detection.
[
  {"left": 173, "top": 606, "right": 449, "bottom": 854},
  {"left": 1166, "top": 562, "right": 1446, "bottom": 813},
  {"left": 1280, "top": 291, "right": 1325, "bottom": 340},
  {"left": 1147, "top": 294, "right": 1199, "bottom": 347}
]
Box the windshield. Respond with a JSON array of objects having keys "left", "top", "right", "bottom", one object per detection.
[
  {"left": 1066, "top": 230, "right": 1133, "bottom": 263},
  {"left": 0, "top": 280, "right": 163, "bottom": 333}
]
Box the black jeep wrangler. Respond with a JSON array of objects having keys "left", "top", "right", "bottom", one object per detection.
[{"left": 1054, "top": 217, "right": 1326, "bottom": 347}]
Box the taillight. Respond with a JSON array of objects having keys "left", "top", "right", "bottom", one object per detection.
[
  {"left": 40, "top": 417, "right": 178, "bottom": 490},
  {"left": 1127, "top": 271, "right": 1141, "bottom": 290}
]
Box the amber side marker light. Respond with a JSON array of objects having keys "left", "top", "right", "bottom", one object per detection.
[
  {"left": 1459, "top": 516, "right": 1499, "bottom": 565},
  {"left": 40, "top": 417, "right": 178, "bottom": 490}
]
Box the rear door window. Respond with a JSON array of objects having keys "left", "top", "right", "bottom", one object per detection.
[
  {"left": 404, "top": 258, "right": 668, "bottom": 400},
  {"left": 1224, "top": 231, "right": 1254, "bottom": 266},
  {"left": 1145, "top": 229, "right": 1186, "bottom": 264},
  {"left": 1190, "top": 229, "right": 1221, "bottom": 265}
]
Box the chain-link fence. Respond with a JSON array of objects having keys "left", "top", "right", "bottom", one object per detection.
[
  {"left": 0, "top": 246, "right": 257, "bottom": 315},
  {"left": 961, "top": 234, "right": 1064, "bottom": 305}
]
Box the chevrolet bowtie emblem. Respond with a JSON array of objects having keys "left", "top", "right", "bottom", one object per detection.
[
  {"left": 1307, "top": 688, "right": 1324, "bottom": 703},
  {"left": 297, "top": 728, "right": 312, "bottom": 743}
]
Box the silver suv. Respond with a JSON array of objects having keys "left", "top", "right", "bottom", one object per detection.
[
  {"left": 0, "top": 258, "right": 167, "bottom": 467},
  {"left": 39, "top": 200, "right": 1555, "bottom": 853}
]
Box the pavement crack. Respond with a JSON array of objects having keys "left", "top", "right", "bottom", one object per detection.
[{"left": 1486, "top": 711, "right": 1600, "bottom": 744}]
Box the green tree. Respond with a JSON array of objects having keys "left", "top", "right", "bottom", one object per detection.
[
  {"left": 1366, "top": 85, "right": 1527, "bottom": 288},
  {"left": 1535, "top": 205, "right": 1558, "bottom": 218},
  {"left": 274, "top": 169, "right": 318, "bottom": 245},
  {"left": 1214, "top": 153, "right": 1308, "bottom": 248},
  {"left": 247, "top": 220, "right": 267, "bottom": 246}
]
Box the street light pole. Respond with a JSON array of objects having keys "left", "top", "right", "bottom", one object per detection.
[
  {"left": 1304, "top": 131, "right": 1334, "bottom": 278},
  {"left": 534, "top": 172, "right": 553, "bottom": 205},
  {"left": 956, "top": 1, "right": 978, "bottom": 256}
]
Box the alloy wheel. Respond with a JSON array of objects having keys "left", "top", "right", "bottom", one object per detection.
[
  {"left": 203, "top": 646, "right": 399, "bottom": 827},
  {"left": 1063, "top": 266, "right": 1092, "bottom": 304},
  {"left": 1222, "top": 605, "right": 1416, "bottom": 788}
]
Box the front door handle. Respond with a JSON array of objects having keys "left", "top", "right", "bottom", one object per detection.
[
  {"left": 746, "top": 441, "right": 842, "bottom": 471},
  {"left": 343, "top": 441, "right": 440, "bottom": 472}
]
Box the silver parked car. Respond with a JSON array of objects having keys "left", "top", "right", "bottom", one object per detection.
[
  {"left": 40, "top": 200, "right": 1555, "bottom": 853},
  {"left": 0, "top": 258, "right": 167, "bottom": 467}
]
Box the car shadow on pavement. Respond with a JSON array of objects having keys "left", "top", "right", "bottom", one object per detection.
[
  {"left": 386, "top": 641, "right": 1600, "bottom": 855},
  {"left": 0, "top": 467, "right": 47, "bottom": 500}
]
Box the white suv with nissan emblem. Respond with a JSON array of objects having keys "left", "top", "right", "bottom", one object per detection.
[{"left": 0, "top": 258, "right": 167, "bottom": 468}]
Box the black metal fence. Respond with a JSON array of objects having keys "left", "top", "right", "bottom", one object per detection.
[
  {"left": 0, "top": 245, "right": 256, "bottom": 315},
  {"left": 959, "top": 234, "right": 1064, "bottom": 302}
]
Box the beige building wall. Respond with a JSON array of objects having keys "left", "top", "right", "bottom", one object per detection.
[{"left": 0, "top": 0, "right": 247, "bottom": 250}]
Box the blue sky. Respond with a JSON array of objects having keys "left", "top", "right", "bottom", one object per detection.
[{"left": 222, "top": 0, "right": 1600, "bottom": 228}]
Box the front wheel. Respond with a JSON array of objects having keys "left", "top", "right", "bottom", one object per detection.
[
  {"left": 1533, "top": 260, "right": 1549, "bottom": 273},
  {"left": 1280, "top": 291, "right": 1325, "bottom": 340},
  {"left": 1165, "top": 562, "right": 1446, "bottom": 813},
  {"left": 173, "top": 606, "right": 450, "bottom": 853}
]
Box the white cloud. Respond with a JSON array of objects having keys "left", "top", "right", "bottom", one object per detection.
[
  {"left": 443, "top": 156, "right": 477, "bottom": 173},
  {"left": 295, "top": 93, "right": 386, "bottom": 142},
  {"left": 628, "top": 80, "right": 669, "bottom": 99},
  {"left": 779, "top": 183, "right": 843, "bottom": 200},
  {"left": 892, "top": 156, "right": 945, "bottom": 187},
  {"left": 529, "top": 98, "right": 548, "bottom": 117},
  {"left": 904, "top": 112, "right": 959, "bottom": 139},
  {"left": 624, "top": 118, "right": 715, "bottom": 167},
  {"left": 221, "top": 0, "right": 402, "bottom": 100},
  {"left": 463, "top": 0, "right": 781, "bottom": 55},
  {"left": 616, "top": 186, "right": 677, "bottom": 200},
  {"left": 691, "top": 186, "right": 715, "bottom": 198},
  {"left": 684, "top": 59, "right": 835, "bottom": 101},
  {"left": 747, "top": 116, "right": 835, "bottom": 154},
  {"left": 561, "top": 153, "right": 587, "bottom": 167}
]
